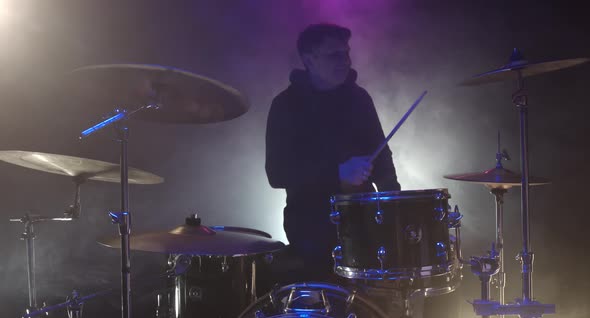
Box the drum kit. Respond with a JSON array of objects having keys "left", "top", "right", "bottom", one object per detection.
[{"left": 2, "top": 49, "right": 587, "bottom": 318}]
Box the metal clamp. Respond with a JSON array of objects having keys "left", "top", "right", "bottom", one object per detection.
[
  {"left": 435, "top": 242, "right": 448, "bottom": 263},
  {"left": 374, "top": 210, "right": 384, "bottom": 224},
  {"left": 329, "top": 211, "right": 341, "bottom": 224},
  {"left": 377, "top": 246, "right": 386, "bottom": 270},
  {"left": 332, "top": 245, "right": 343, "bottom": 262},
  {"left": 447, "top": 205, "right": 463, "bottom": 228},
  {"left": 433, "top": 207, "right": 446, "bottom": 221}
]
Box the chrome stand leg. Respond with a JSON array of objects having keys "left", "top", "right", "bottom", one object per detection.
[
  {"left": 491, "top": 188, "right": 507, "bottom": 314},
  {"left": 107, "top": 123, "right": 132, "bottom": 318},
  {"left": 118, "top": 124, "right": 132, "bottom": 318},
  {"left": 22, "top": 218, "right": 38, "bottom": 311},
  {"left": 514, "top": 70, "right": 534, "bottom": 302}
]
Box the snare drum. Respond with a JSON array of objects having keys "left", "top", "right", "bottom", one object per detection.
[
  {"left": 330, "top": 189, "right": 462, "bottom": 295},
  {"left": 237, "top": 282, "right": 388, "bottom": 318}
]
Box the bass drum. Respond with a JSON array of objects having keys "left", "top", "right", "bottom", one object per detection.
[{"left": 238, "top": 282, "right": 388, "bottom": 318}]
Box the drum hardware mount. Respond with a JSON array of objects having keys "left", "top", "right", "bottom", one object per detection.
[
  {"left": 22, "top": 266, "right": 190, "bottom": 318},
  {"left": 469, "top": 243, "right": 554, "bottom": 318},
  {"left": 155, "top": 292, "right": 173, "bottom": 318},
  {"left": 469, "top": 242, "right": 501, "bottom": 318},
  {"left": 24, "top": 289, "right": 113, "bottom": 318},
  {"left": 9, "top": 201, "right": 82, "bottom": 317}
]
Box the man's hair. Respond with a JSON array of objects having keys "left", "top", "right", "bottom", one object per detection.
[{"left": 296, "top": 23, "right": 351, "bottom": 56}]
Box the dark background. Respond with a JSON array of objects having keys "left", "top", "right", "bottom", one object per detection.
[{"left": 0, "top": 1, "right": 588, "bottom": 317}]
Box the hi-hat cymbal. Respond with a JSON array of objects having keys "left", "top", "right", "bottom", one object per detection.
[
  {"left": 0, "top": 150, "right": 163, "bottom": 184},
  {"left": 97, "top": 218, "right": 285, "bottom": 256},
  {"left": 69, "top": 64, "right": 250, "bottom": 124},
  {"left": 460, "top": 49, "right": 589, "bottom": 86},
  {"left": 444, "top": 166, "right": 551, "bottom": 189}
]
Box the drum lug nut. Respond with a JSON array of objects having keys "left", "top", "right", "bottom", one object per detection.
[
  {"left": 435, "top": 191, "right": 449, "bottom": 200},
  {"left": 446, "top": 205, "right": 463, "bottom": 228},
  {"left": 264, "top": 253, "right": 274, "bottom": 264},
  {"left": 377, "top": 246, "right": 386, "bottom": 270},
  {"left": 436, "top": 242, "right": 448, "bottom": 262},
  {"left": 330, "top": 211, "right": 341, "bottom": 224},
  {"left": 221, "top": 257, "right": 230, "bottom": 272},
  {"left": 188, "top": 286, "right": 202, "bottom": 300},
  {"left": 374, "top": 210, "right": 384, "bottom": 224},
  {"left": 433, "top": 207, "right": 446, "bottom": 221},
  {"left": 332, "top": 245, "right": 343, "bottom": 261}
]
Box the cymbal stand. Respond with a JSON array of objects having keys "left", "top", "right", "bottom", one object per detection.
[
  {"left": 471, "top": 49, "right": 555, "bottom": 318},
  {"left": 489, "top": 187, "right": 506, "bottom": 309},
  {"left": 13, "top": 214, "right": 41, "bottom": 313},
  {"left": 513, "top": 50, "right": 555, "bottom": 315},
  {"left": 80, "top": 103, "right": 159, "bottom": 318},
  {"left": 9, "top": 215, "right": 74, "bottom": 314},
  {"left": 486, "top": 132, "right": 510, "bottom": 314},
  {"left": 9, "top": 184, "right": 81, "bottom": 317}
]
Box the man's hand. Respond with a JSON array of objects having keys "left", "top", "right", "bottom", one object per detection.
[{"left": 339, "top": 156, "right": 373, "bottom": 187}]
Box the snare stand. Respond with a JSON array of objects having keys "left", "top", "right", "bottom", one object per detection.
[{"left": 487, "top": 134, "right": 510, "bottom": 312}]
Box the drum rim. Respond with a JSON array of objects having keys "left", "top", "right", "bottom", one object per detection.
[
  {"left": 331, "top": 188, "right": 450, "bottom": 203},
  {"left": 337, "top": 263, "right": 463, "bottom": 297},
  {"left": 237, "top": 281, "right": 389, "bottom": 318},
  {"left": 334, "top": 261, "right": 458, "bottom": 280},
  {"left": 360, "top": 272, "right": 462, "bottom": 297}
]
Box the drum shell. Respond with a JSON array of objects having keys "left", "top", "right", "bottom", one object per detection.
[
  {"left": 332, "top": 189, "right": 454, "bottom": 279},
  {"left": 166, "top": 253, "right": 275, "bottom": 318}
]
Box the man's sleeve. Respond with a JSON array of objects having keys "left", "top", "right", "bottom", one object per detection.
[{"left": 265, "top": 96, "right": 340, "bottom": 190}]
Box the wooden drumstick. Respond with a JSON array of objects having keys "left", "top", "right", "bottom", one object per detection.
[{"left": 368, "top": 90, "right": 427, "bottom": 163}]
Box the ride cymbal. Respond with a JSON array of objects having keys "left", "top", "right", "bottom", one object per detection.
[{"left": 69, "top": 64, "right": 250, "bottom": 124}]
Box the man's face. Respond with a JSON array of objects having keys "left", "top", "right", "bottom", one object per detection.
[{"left": 303, "top": 36, "right": 351, "bottom": 89}]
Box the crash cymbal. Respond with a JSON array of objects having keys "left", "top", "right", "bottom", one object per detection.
[
  {"left": 97, "top": 217, "right": 285, "bottom": 256},
  {"left": 69, "top": 64, "right": 249, "bottom": 124},
  {"left": 460, "top": 49, "right": 589, "bottom": 86},
  {"left": 444, "top": 166, "right": 551, "bottom": 189},
  {"left": 0, "top": 150, "right": 163, "bottom": 184}
]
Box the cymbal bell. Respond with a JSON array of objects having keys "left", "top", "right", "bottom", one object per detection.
[
  {"left": 444, "top": 166, "right": 551, "bottom": 189},
  {"left": 460, "top": 49, "right": 589, "bottom": 86},
  {"left": 97, "top": 218, "right": 285, "bottom": 256},
  {"left": 69, "top": 64, "right": 250, "bottom": 124},
  {"left": 0, "top": 150, "right": 163, "bottom": 184}
]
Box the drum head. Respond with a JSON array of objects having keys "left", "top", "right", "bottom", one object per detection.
[{"left": 331, "top": 188, "right": 449, "bottom": 204}]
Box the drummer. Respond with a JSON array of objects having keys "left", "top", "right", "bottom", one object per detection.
[{"left": 264, "top": 23, "right": 401, "bottom": 283}]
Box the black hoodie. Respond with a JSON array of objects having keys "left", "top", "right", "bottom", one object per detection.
[{"left": 265, "top": 69, "right": 401, "bottom": 235}]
